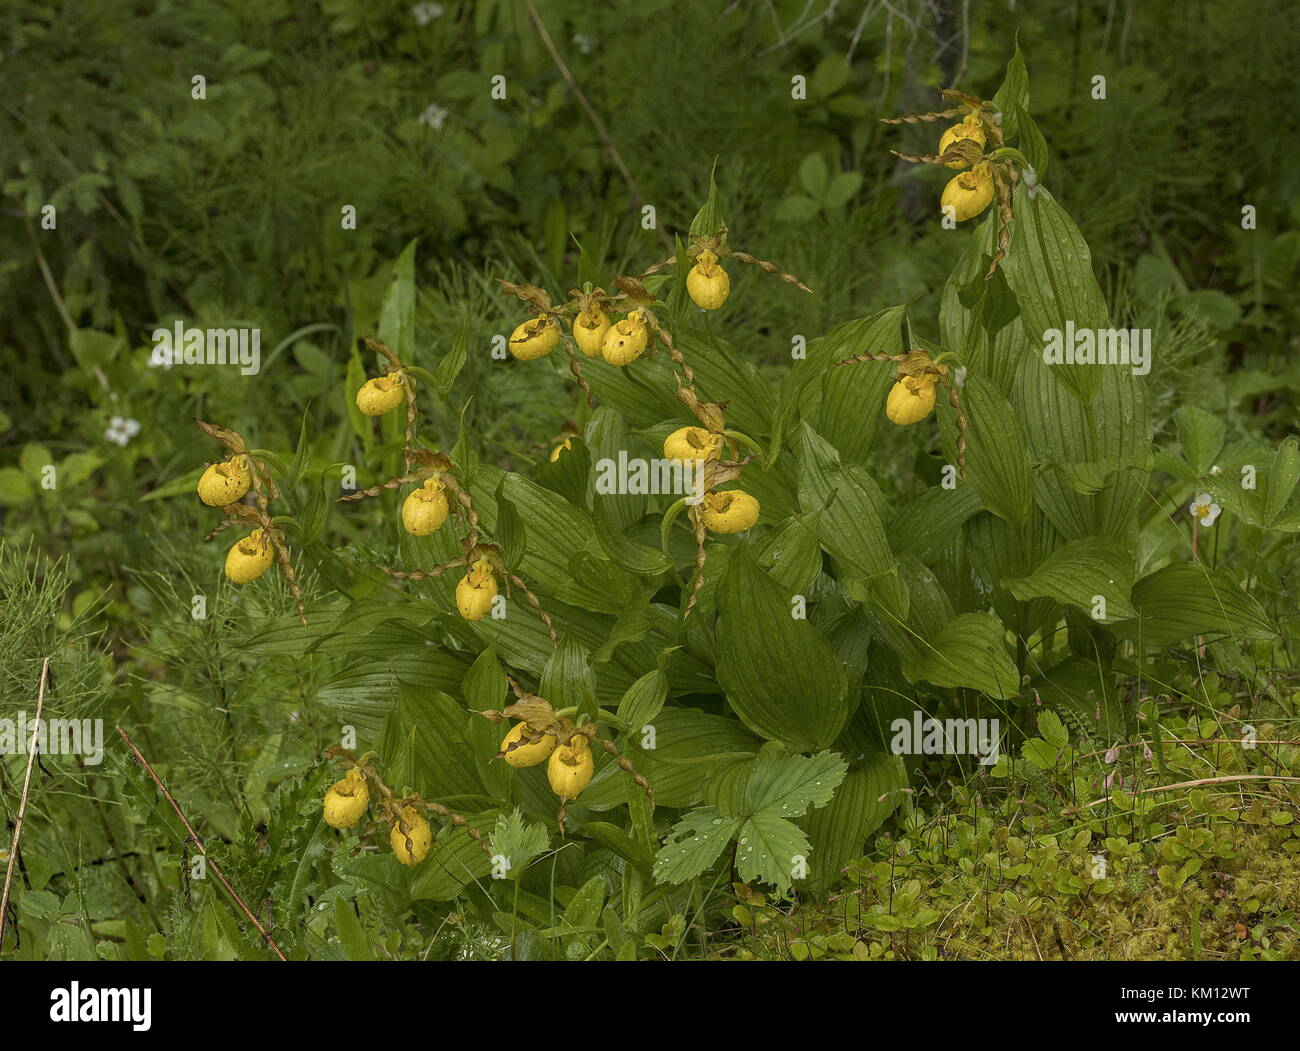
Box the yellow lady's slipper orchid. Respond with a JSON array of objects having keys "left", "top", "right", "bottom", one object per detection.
[
  {"left": 663, "top": 426, "right": 722, "bottom": 464},
  {"left": 500, "top": 722, "right": 557, "bottom": 768},
  {"left": 547, "top": 735, "right": 594, "bottom": 799},
  {"left": 390, "top": 805, "right": 432, "bottom": 865},
  {"left": 509, "top": 317, "right": 560, "bottom": 361},
  {"left": 686, "top": 249, "right": 730, "bottom": 310},
  {"left": 571, "top": 308, "right": 610, "bottom": 358},
  {"left": 938, "top": 115, "right": 986, "bottom": 169},
  {"left": 197, "top": 455, "right": 252, "bottom": 507},
  {"left": 941, "top": 163, "right": 995, "bottom": 222},
  {"left": 401, "top": 477, "right": 449, "bottom": 536},
  {"left": 455, "top": 556, "right": 497, "bottom": 621},
  {"left": 224, "top": 527, "right": 275, "bottom": 584},
  {"left": 601, "top": 310, "right": 649, "bottom": 366},
  {"left": 322, "top": 768, "right": 369, "bottom": 829},
  {"left": 355, "top": 374, "right": 405, "bottom": 416},
  {"left": 885, "top": 375, "right": 939, "bottom": 426},
  {"left": 701, "top": 489, "right": 760, "bottom": 534}
]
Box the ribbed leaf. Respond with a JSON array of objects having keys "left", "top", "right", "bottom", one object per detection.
[
  {"left": 1111, "top": 562, "right": 1276, "bottom": 649},
  {"left": 716, "top": 545, "right": 852, "bottom": 750},
  {"left": 1006, "top": 537, "right": 1137, "bottom": 621},
  {"left": 902, "top": 613, "right": 1020, "bottom": 699}
]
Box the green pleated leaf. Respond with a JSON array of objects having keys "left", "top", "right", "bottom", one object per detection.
[
  {"left": 951, "top": 373, "right": 1032, "bottom": 524},
  {"left": 716, "top": 545, "right": 852, "bottom": 750},
  {"left": 902, "top": 613, "right": 1020, "bottom": 699},
  {"left": 1006, "top": 537, "right": 1137, "bottom": 621},
  {"left": 800, "top": 752, "right": 908, "bottom": 893},
  {"left": 578, "top": 707, "right": 763, "bottom": 810},
  {"left": 1111, "top": 562, "right": 1277, "bottom": 649},
  {"left": 891, "top": 485, "right": 983, "bottom": 561},
  {"left": 797, "top": 424, "right": 893, "bottom": 581},
  {"left": 381, "top": 687, "right": 488, "bottom": 802},
  {"left": 751, "top": 514, "right": 823, "bottom": 594},
  {"left": 615, "top": 667, "right": 668, "bottom": 733},
  {"left": 1175, "top": 405, "right": 1226, "bottom": 478},
  {"left": 540, "top": 634, "right": 598, "bottom": 721},
  {"left": 770, "top": 306, "right": 906, "bottom": 466},
  {"left": 1264, "top": 437, "right": 1300, "bottom": 525},
  {"left": 991, "top": 41, "right": 1029, "bottom": 139},
  {"left": 1003, "top": 185, "right": 1108, "bottom": 404}
]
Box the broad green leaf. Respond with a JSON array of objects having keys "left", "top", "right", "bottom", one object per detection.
[
  {"left": 991, "top": 40, "right": 1029, "bottom": 138},
  {"left": 902, "top": 613, "right": 1020, "bottom": 699},
  {"left": 1175, "top": 405, "right": 1225, "bottom": 477},
  {"left": 947, "top": 373, "right": 1032, "bottom": 524},
  {"left": 716, "top": 545, "right": 852, "bottom": 750},
  {"left": 1003, "top": 185, "right": 1108, "bottom": 404},
  {"left": 1111, "top": 562, "right": 1276, "bottom": 649},
  {"left": 462, "top": 647, "right": 507, "bottom": 713},
  {"left": 615, "top": 668, "right": 668, "bottom": 732},
  {"left": 377, "top": 238, "right": 417, "bottom": 360},
  {"left": 540, "top": 634, "right": 598, "bottom": 722},
  {"left": 797, "top": 424, "right": 892, "bottom": 580},
  {"left": 800, "top": 753, "right": 908, "bottom": 893},
  {"left": 1006, "top": 537, "right": 1137, "bottom": 621}
]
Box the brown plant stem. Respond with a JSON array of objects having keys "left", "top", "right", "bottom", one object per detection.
[
  {"left": 115, "top": 726, "right": 288, "bottom": 961},
  {"left": 0, "top": 658, "right": 49, "bottom": 949}
]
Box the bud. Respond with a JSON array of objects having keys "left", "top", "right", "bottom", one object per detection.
[
  {"left": 456, "top": 556, "right": 498, "bottom": 621},
  {"left": 390, "top": 806, "right": 432, "bottom": 865},
  {"left": 940, "top": 163, "right": 995, "bottom": 222},
  {"left": 601, "top": 310, "right": 650, "bottom": 366},
  {"left": 547, "top": 735, "right": 594, "bottom": 799},
  {"left": 663, "top": 426, "right": 723, "bottom": 464},
  {"left": 885, "top": 376, "right": 938, "bottom": 426},
  {"left": 571, "top": 308, "right": 610, "bottom": 358},
  {"left": 938, "top": 115, "right": 986, "bottom": 169},
  {"left": 549, "top": 438, "right": 572, "bottom": 463},
  {"left": 224, "top": 528, "right": 275, "bottom": 584},
  {"left": 701, "top": 489, "right": 760, "bottom": 534},
  {"left": 509, "top": 317, "right": 560, "bottom": 361},
  {"left": 500, "top": 722, "right": 557, "bottom": 768},
  {"left": 197, "top": 455, "right": 252, "bottom": 506},
  {"left": 355, "top": 374, "right": 405, "bottom": 416},
  {"left": 322, "top": 768, "right": 369, "bottom": 829},
  {"left": 401, "top": 478, "right": 450, "bottom": 536},
  {"left": 686, "top": 249, "right": 730, "bottom": 310}
]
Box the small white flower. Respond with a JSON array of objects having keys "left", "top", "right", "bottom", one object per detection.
[
  {"left": 411, "top": 2, "right": 444, "bottom": 26},
  {"left": 418, "top": 103, "right": 448, "bottom": 131},
  {"left": 573, "top": 33, "right": 594, "bottom": 54},
  {"left": 1189, "top": 492, "right": 1221, "bottom": 527},
  {"left": 1209, "top": 464, "right": 1221, "bottom": 476},
  {"left": 104, "top": 416, "right": 141, "bottom": 447}
]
